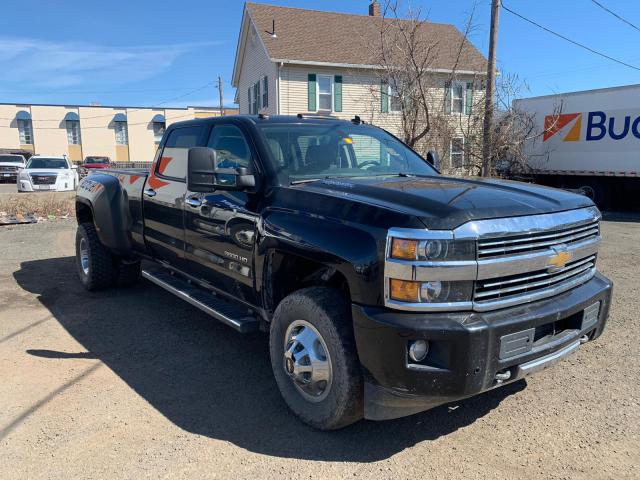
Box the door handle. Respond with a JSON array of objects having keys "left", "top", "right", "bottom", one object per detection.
[
  {"left": 143, "top": 188, "right": 156, "bottom": 198},
  {"left": 186, "top": 196, "right": 202, "bottom": 208}
]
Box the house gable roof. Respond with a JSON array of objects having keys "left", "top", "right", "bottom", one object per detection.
[{"left": 234, "top": 2, "right": 487, "bottom": 80}]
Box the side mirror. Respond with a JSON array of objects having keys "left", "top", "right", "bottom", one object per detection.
[
  {"left": 426, "top": 150, "right": 440, "bottom": 171},
  {"left": 187, "top": 147, "right": 256, "bottom": 192}
]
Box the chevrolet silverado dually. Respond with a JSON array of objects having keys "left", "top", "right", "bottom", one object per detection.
[{"left": 74, "top": 115, "right": 612, "bottom": 429}]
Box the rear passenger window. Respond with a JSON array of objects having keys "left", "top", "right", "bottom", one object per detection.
[{"left": 157, "top": 126, "right": 203, "bottom": 180}]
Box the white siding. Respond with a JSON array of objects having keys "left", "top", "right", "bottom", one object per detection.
[
  {"left": 278, "top": 65, "right": 484, "bottom": 158},
  {"left": 237, "top": 23, "right": 277, "bottom": 115}
]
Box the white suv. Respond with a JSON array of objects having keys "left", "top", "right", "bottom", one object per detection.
[
  {"left": 18, "top": 156, "right": 79, "bottom": 192},
  {"left": 0, "top": 154, "right": 26, "bottom": 183}
]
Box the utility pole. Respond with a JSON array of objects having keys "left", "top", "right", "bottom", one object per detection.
[
  {"left": 482, "top": 0, "right": 500, "bottom": 177},
  {"left": 218, "top": 76, "right": 225, "bottom": 116}
]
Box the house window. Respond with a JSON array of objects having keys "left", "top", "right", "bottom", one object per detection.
[
  {"left": 451, "top": 82, "right": 465, "bottom": 114},
  {"left": 115, "top": 121, "right": 128, "bottom": 145},
  {"left": 262, "top": 76, "right": 268, "bottom": 108},
  {"left": 18, "top": 119, "right": 33, "bottom": 145},
  {"left": 66, "top": 120, "right": 81, "bottom": 145},
  {"left": 252, "top": 83, "right": 258, "bottom": 114},
  {"left": 450, "top": 137, "right": 464, "bottom": 168},
  {"left": 389, "top": 83, "right": 401, "bottom": 112},
  {"left": 317, "top": 75, "right": 332, "bottom": 111}
]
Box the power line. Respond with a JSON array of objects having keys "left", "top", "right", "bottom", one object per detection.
[
  {"left": 0, "top": 112, "right": 197, "bottom": 130},
  {"left": 590, "top": 0, "right": 640, "bottom": 33},
  {"left": 502, "top": 1, "right": 640, "bottom": 72},
  {"left": 0, "top": 79, "right": 220, "bottom": 122}
]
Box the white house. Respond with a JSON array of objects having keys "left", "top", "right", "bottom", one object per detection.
[{"left": 232, "top": 1, "right": 488, "bottom": 170}]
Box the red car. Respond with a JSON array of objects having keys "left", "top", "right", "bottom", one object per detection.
[
  {"left": 81, "top": 156, "right": 111, "bottom": 170},
  {"left": 79, "top": 156, "right": 111, "bottom": 177}
]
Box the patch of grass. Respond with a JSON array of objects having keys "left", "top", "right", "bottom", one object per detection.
[{"left": 0, "top": 192, "right": 75, "bottom": 220}]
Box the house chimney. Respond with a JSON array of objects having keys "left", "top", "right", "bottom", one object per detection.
[{"left": 368, "top": 1, "right": 380, "bottom": 16}]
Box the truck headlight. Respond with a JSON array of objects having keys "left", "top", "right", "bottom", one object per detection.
[
  {"left": 391, "top": 238, "right": 474, "bottom": 261},
  {"left": 390, "top": 279, "right": 473, "bottom": 303}
]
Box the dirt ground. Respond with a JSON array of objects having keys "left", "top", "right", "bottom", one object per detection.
[{"left": 0, "top": 217, "right": 638, "bottom": 479}]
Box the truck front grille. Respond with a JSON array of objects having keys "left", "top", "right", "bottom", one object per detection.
[
  {"left": 475, "top": 255, "right": 596, "bottom": 304},
  {"left": 31, "top": 175, "right": 57, "bottom": 185},
  {"left": 477, "top": 219, "right": 599, "bottom": 259},
  {"left": 0, "top": 166, "right": 18, "bottom": 173}
]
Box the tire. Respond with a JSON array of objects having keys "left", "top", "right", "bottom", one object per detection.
[
  {"left": 574, "top": 178, "right": 609, "bottom": 210},
  {"left": 75, "top": 222, "right": 115, "bottom": 291},
  {"left": 114, "top": 259, "right": 141, "bottom": 287},
  {"left": 269, "top": 287, "right": 363, "bottom": 430}
]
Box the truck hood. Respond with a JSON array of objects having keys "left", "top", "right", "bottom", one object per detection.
[{"left": 298, "top": 175, "right": 594, "bottom": 230}]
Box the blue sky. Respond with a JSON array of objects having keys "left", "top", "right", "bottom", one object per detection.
[{"left": 0, "top": 0, "right": 639, "bottom": 108}]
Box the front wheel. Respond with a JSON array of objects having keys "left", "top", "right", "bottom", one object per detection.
[{"left": 269, "top": 287, "right": 363, "bottom": 430}]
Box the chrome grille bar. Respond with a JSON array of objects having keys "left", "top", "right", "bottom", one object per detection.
[
  {"left": 475, "top": 256, "right": 596, "bottom": 300},
  {"left": 478, "top": 221, "right": 599, "bottom": 258}
]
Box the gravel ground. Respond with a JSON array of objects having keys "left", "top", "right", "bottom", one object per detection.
[{"left": 0, "top": 218, "right": 638, "bottom": 479}]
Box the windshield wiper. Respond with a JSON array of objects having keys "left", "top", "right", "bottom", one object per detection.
[
  {"left": 290, "top": 173, "right": 416, "bottom": 185},
  {"left": 290, "top": 178, "right": 323, "bottom": 185}
]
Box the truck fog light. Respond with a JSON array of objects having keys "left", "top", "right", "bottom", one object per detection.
[{"left": 409, "top": 340, "right": 429, "bottom": 362}]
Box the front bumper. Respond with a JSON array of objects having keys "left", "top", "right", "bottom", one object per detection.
[
  {"left": 353, "top": 272, "right": 613, "bottom": 420},
  {"left": 18, "top": 178, "right": 75, "bottom": 192},
  {"left": 0, "top": 172, "right": 18, "bottom": 182}
]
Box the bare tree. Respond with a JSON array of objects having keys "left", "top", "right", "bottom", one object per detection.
[
  {"left": 365, "top": 1, "right": 480, "bottom": 151},
  {"left": 363, "top": 1, "right": 547, "bottom": 177}
]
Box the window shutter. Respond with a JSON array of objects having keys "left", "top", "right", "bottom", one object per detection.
[
  {"left": 465, "top": 82, "right": 473, "bottom": 115},
  {"left": 380, "top": 80, "right": 389, "bottom": 113},
  {"left": 247, "top": 87, "right": 251, "bottom": 114},
  {"left": 308, "top": 74, "right": 317, "bottom": 111},
  {"left": 334, "top": 75, "right": 343, "bottom": 112},
  {"left": 257, "top": 81, "right": 261, "bottom": 110},
  {"left": 444, "top": 81, "right": 452, "bottom": 114},
  {"left": 264, "top": 76, "right": 268, "bottom": 108}
]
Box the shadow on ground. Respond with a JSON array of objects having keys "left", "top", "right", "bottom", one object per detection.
[{"left": 14, "top": 256, "right": 525, "bottom": 462}]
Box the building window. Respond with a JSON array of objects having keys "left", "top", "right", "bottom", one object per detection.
[
  {"left": 450, "top": 137, "right": 464, "bottom": 168},
  {"left": 389, "top": 83, "right": 401, "bottom": 112},
  {"left": 115, "top": 121, "right": 128, "bottom": 145},
  {"left": 18, "top": 119, "right": 33, "bottom": 145},
  {"left": 66, "top": 120, "right": 81, "bottom": 145},
  {"left": 451, "top": 82, "right": 465, "bottom": 114},
  {"left": 153, "top": 122, "right": 165, "bottom": 144},
  {"left": 317, "top": 75, "right": 332, "bottom": 111}
]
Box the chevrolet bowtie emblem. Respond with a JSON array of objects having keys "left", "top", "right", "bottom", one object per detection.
[{"left": 547, "top": 245, "right": 571, "bottom": 273}]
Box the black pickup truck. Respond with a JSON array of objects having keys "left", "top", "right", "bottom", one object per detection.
[{"left": 75, "top": 115, "right": 612, "bottom": 429}]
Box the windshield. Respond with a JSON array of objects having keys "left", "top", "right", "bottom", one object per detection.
[
  {"left": 257, "top": 123, "right": 437, "bottom": 184},
  {"left": 85, "top": 157, "right": 109, "bottom": 164},
  {"left": 25, "top": 158, "right": 69, "bottom": 169},
  {"left": 0, "top": 155, "right": 24, "bottom": 163}
]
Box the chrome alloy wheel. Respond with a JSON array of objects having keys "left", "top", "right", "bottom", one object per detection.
[
  {"left": 283, "top": 320, "right": 333, "bottom": 402},
  {"left": 79, "top": 237, "right": 89, "bottom": 275}
]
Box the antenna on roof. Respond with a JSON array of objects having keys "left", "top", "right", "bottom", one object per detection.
[{"left": 266, "top": 19, "right": 277, "bottom": 38}]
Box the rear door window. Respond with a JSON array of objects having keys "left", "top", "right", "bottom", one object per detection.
[{"left": 157, "top": 126, "right": 204, "bottom": 180}]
